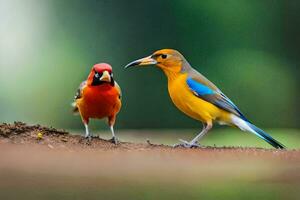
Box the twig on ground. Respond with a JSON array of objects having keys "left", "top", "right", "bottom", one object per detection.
[{"left": 146, "top": 139, "right": 154, "bottom": 146}]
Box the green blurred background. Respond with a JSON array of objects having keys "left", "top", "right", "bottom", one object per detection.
[
  {"left": 0, "top": 0, "right": 299, "bottom": 130},
  {"left": 1, "top": 2, "right": 300, "bottom": 199}
]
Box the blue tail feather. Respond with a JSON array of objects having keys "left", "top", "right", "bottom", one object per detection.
[{"left": 247, "top": 122, "right": 285, "bottom": 149}]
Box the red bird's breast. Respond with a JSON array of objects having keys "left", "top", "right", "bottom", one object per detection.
[{"left": 76, "top": 84, "right": 121, "bottom": 121}]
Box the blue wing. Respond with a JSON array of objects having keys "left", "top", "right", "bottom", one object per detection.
[
  {"left": 186, "top": 78, "right": 248, "bottom": 121},
  {"left": 186, "top": 78, "right": 215, "bottom": 95}
]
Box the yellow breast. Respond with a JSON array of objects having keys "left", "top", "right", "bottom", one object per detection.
[{"left": 166, "top": 72, "right": 228, "bottom": 123}]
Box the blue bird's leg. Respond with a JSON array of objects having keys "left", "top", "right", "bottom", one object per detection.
[
  {"left": 190, "top": 123, "right": 212, "bottom": 144},
  {"left": 174, "top": 123, "right": 212, "bottom": 148}
]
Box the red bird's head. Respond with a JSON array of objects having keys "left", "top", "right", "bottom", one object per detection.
[{"left": 87, "top": 63, "right": 114, "bottom": 86}]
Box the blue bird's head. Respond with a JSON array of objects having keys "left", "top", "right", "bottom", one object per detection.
[{"left": 125, "top": 49, "right": 186, "bottom": 73}]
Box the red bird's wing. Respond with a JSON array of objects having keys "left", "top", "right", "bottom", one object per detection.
[
  {"left": 114, "top": 81, "right": 122, "bottom": 99},
  {"left": 72, "top": 80, "right": 87, "bottom": 113},
  {"left": 74, "top": 80, "right": 87, "bottom": 100}
]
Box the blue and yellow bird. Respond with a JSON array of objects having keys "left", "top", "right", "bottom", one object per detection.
[{"left": 125, "top": 49, "right": 285, "bottom": 149}]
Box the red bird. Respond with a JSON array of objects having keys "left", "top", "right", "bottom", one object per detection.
[{"left": 72, "top": 63, "right": 122, "bottom": 143}]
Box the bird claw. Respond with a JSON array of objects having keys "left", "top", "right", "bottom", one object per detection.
[
  {"left": 81, "top": 135, "right": 92, "bottom": 145},
  {"left": 85, "top": 135, "right": 92, "bottom": 142},
  {"left": 173, "top": 139, "right": 201, "bottom": 148},
  {"left": 108, "top": 136, "right": 118, "bottom": 144},
  {"left": 85, "top": 131, "right": 93, "bottom": 138}
]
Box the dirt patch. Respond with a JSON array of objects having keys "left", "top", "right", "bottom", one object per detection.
[
  {"left": 0, "top": 122, "right": 299, "bottom": 156},
  {"left": 0, "top": 121, "right": 171, "bottom": 151}
]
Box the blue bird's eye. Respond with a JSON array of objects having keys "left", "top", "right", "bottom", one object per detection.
[{"left": 161, "top": 54, "right": 167, "bottom": 59}]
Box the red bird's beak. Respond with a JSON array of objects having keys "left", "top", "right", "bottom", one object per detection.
[{"left": 100, "top": 70, "right": 111, "bottom": 82}]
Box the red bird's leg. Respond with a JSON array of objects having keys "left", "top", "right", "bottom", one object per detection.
[
  {"left": 108, "top": 116, "right": 118, "bottom": 144},
  {"left": 82, "top": 118, "right": 91, "bottom": 139},
  {"left": 110, "top": 126, "right": 117, "bottom": 144},
  {"left": 84, "top": 123, "right": 91, "bottom": 139},
  {"left": 79, "top": 116, "right": 91, "bottom": 139}
]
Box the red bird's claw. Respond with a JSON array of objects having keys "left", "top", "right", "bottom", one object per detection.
[
  {"left": 109, "top": 137, "right": 118, "bottom": 144},
  {"left": 81, "top": 136, "right": 92, "bottom": 145}
]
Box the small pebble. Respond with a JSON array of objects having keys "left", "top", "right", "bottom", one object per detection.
[{"left": 37, "top": 132, "right": 43, "bottom": 140}]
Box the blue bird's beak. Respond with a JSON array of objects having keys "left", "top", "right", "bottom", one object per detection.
[{"left": 124, "top": 56, "right": 157, "bottom": 69}]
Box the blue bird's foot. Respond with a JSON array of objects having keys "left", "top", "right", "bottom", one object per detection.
[{"left": 173, "top": 139, "right": 201, "bottom": 148}]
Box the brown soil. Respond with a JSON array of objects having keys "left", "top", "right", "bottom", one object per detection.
[
  {"left": 0, "top": 121, "right": 299, "bottom": 155},
  {"left": 0, "top": 121, "right": 168, "bottom": 151},
  {"left": 1, "top": 122, "right": 300, "bottom": 200}
]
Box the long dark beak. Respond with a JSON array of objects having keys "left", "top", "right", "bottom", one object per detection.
[{"left": 124, "top": 56, "right": 157, "bottom": 69}]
